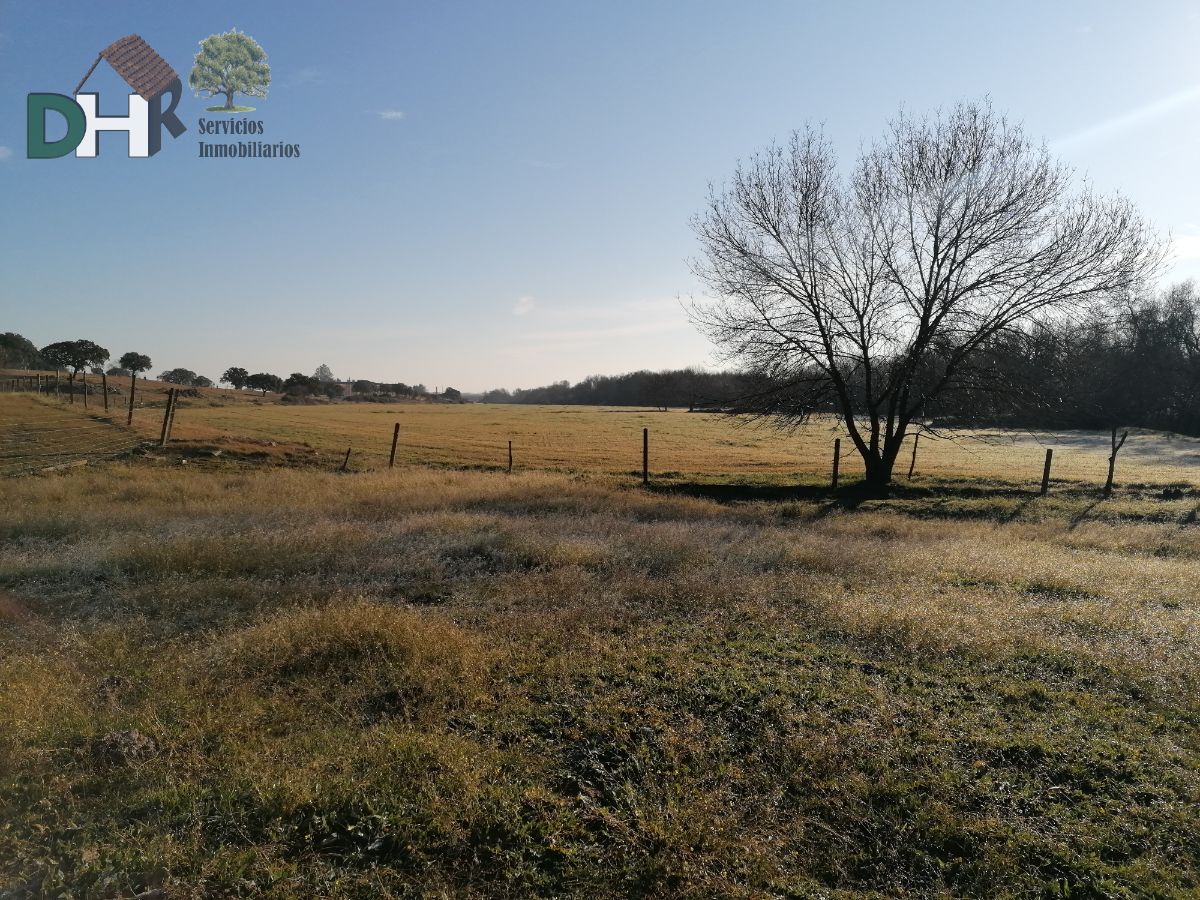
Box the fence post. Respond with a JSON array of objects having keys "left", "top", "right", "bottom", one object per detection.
[
  {"left": 159, "top": 389, "right": 175, "bottom": 447},
  {"left": 127, "top": 372, "right": 137, "bottom": 427},
  {"left": 1040, "top": 448, "right": 1053, "bottom": 496},
  {"left": 101, "top": 370, "right": 109, "bottom": 412},
  {"left": 832, "top": 438, "right": 841, "bottom": 491},
  {"left": 389, "top": 422, "right": 400, "bottom": 468},
  {"left": 165, "top": 388, "right": 178, "bottom": 443},
  {"left": 642, "top": 427, "right": 649, "bottom": 485},
  {"left": 341, "top": 447, "right": 352, "bottom": 472},
  {"left": 508, "top": 440, "right": 513, "bottom": 473},
  {"left": 37, "top": 373, "right": 42, "bottom": 394},
  {"left": 907, "top": 433, "right": 920, "bottom": 479}
]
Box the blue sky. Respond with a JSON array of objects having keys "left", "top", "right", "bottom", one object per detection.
[{"left": 2, "top": 0, "right": 1199, "bottom": 391}]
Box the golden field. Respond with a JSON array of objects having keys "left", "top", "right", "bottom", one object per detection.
[
  {"left": 2, "top": 393, "right": 1199, "bottom": 896},
  {"left": 131, "top": 394, "right": 1200, "bottom": 488}
]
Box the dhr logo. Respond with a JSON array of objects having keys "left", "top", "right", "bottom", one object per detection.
[{"left": 27, "top": 34, "right": 185, "bottom": 158}]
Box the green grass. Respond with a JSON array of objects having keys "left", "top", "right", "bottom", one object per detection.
[
  {"left": 1, "top": 462, "right": 1198, "bottom": 896},
  {"left": 204, "top": 105, "right": 256, "bottom": 113}
]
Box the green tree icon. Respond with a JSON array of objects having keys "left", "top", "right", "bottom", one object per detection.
[{"left": 189, "top": 29, "right": 270, "bottom": 113}]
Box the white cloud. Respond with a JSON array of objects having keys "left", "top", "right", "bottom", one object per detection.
[
  {"left": 0, "top": 146, "right": 12, "bottom": 161},
  {"left": 377, "top": 110, "right": 406, "bottom": 121},
  {"left": 1053, "top": 84, "right": 1200, "bottom": 150},
  {"left": 513, "top": 295, "right": 536, "bottom": 316}
]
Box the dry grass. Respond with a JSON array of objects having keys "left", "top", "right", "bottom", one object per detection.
[
  {"left": 1, "top": 459, "right": 1198, "bottom": 896},
  {"left": 103, "top": 395, "right": 1200, "bottom": 489},
  {"left": 0, "top": 396, "right": 142, "bottom": 476}
]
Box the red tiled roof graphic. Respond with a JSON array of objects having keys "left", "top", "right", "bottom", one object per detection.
[{"left": 94, "top": 34, "right": 179, "bottom": 100}]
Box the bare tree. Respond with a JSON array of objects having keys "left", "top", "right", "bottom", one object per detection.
[{"left": 691, "top": 101, "right": 1162, "bottom": 492}]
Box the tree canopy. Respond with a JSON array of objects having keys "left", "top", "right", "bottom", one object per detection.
[
  {"left": 0, "top": 333, "right": 45, "bottom": 370},
  {"left": 246, "top": 372, "right": 283, "bottom": 396},
  {"left": 221, "top": 367, "right": 250, "bottom": 389},
  {"left": 40, "top": 340, "right": 109, "bottom": 378},
  {"left": 159, "top": 368, "right": 199, "bottom": 385},
  {"left": 119, "top": 352, "right": 152, "bottom": 375},
  {"left": 189, "top": 30, "right": 270, "bottom": 110},
  {"left": 691, "top": 101, "right": 1162, "bottom": 490}
]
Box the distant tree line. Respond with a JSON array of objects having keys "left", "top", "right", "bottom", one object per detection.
[
  {"left": 479, "top": 369, "right": 759, "bottom": 410},
  {"left": 480, "top": 283, "right": 1200, "bottom": 439},
  {"left": 920, "top": 281, "right": 1200, "bottom": 436},
  {"left": 2, "top": 337, "right": 448, "bottom": 404}
]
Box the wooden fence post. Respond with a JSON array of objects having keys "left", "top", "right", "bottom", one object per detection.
[
  {"left": 832, "top": 438, "right": 841, "bottom": 491},
  {"left": 508, "top": 440, "right": 513, "bottom": 473},
  {"left": 127, "top": 372, "right": 137, "bottom": 427},
  {"left": 159, "top": 389, "right": 175, "bottom": 447},
  {"left": 642, "top": 427, "right": 649, "bottom": 485},
  {"left": 1040, "top": 448, "right": 1053, "bottom": 496},
  {"left": 907, "top": 433, "right": 920, "bottom": 479},
  {"left": 389, "top": 422, "right": 400, "bottom": 468},
  {"left": 101, "top": 370, "right": 109, "bottom": 412},
  {"left": 341, "top": 447, "right": 352, "bottom": 472},
  {"left": 166, "top": 388, "right": 179, "bottom": 442}
]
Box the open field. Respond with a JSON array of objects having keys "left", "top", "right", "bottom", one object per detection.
[
  {"left": 1, "top": 449, "right": 1199, "bottom": 896},
  {"left": 126, "top": 396, "right": 1200, "bottom": 489}
]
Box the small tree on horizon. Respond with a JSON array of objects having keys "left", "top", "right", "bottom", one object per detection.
[
  {"left": 189, "top": 29, "right": 270, "bottom": 111},
  {"left": 221, "top": 367, "right": 249, "bottom": 390},
  {"left": 159, "top": 368, "right": 199, "bottom": 385},
  {"left": 40, "top": 340, "right": 109, "bottom": 404},
  {"left": 246, "top": 372, "right": 283, "bottom": 396}
]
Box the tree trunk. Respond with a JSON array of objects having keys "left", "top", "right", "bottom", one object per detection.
[
  {"left": 857, "top": 426, "right": 906, "bottom": 496},
  {"left": 1104, "top": 427, "right": 1128, "bottom": 498},
  {"left": 224, "top": 91, "right": 235, "bottom": 110}
]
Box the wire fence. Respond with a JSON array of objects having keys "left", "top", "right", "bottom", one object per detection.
[
  {"left": 5, "top": 374, "right": 1200, "bottom": 491},
  {"left": 163, "top": 402, "right": 1200, "bottom": 491},
  {"left": 0, "top": 392, "right": 146, "bottom": 477}
]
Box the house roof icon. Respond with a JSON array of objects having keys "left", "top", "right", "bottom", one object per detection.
[{"left": 74, "top": 34, "right": 180, "bottom": 100}]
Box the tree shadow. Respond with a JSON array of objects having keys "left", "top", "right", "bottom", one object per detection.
[
  {"left": 646, "top": 479, "right": 1031, "bottom": 506},
  {"left": 1068, "top": 500, "right": 1103, "bottom": 530},
  {"left": 1001, "top": 497, "right": 1036, "bottom": 523}
]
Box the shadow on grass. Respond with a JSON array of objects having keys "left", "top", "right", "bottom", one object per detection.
[
  {"left": 647, "top": 478, "right": 1031, "bottom": 506},
  {"left": 644, "top": 477, "right": 1131, "bottom": 524}
]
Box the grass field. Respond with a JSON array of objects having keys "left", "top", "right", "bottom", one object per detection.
[
  {"left": 124, "top": 394, "right": 1200, "bottom": 490},
  {"left": 2, "top": 396, "right": 1200, "bottom": 896},
  {"left": 0, "top": 396, "right": 141, "bottom": 476}
]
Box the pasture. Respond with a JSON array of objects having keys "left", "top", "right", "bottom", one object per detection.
[
  {"left": 132, "top": 395, "right": 1200, "bottom": 489},
  {"left": 2, "top": 394, "right": 1199, "bottom": 896}
]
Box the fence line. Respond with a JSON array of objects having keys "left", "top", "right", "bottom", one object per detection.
[{"left": 4, "top": 387, "right": 1193, "bottom": 492}]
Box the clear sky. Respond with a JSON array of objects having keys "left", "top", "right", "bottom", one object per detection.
[{"left": 2, "top": 0, "right": 1199, "bottom": 391}]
